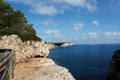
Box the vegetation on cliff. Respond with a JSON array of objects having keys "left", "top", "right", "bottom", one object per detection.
[{"left": 0, "top": 0, "right": 41, "bottom": 41}]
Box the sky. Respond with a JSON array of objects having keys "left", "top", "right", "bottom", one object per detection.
[{"left": 5, "top": 0, "right": 120, "bottom": 44}]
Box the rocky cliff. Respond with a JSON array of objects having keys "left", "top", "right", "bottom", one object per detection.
[
  {"left": 0, "top": 35, "right": 54, "bottom": 63},
  {"left": 0, "top": 35, "right": 75, "bottom": 80},
  {"left": 60, "top": 42, "right": 74, "bottom": 47},
  {"left": 52, "top": 42, "right": 74, "bottom": 47},
  {"left": 106, "top": 49, "right": 120, "bottom": 80}
]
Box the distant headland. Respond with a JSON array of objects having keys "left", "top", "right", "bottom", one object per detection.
[{"left": 45, "top": 42, "right": 74, "bottom": 47}]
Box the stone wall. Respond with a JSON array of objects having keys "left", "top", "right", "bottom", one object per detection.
[{"left": 0, "top": 35, "right": 55, "bottom": 63}]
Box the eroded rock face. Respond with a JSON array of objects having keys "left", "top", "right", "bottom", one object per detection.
[
  {"left": 106, "top": 49, "right": 120, "bottom": 80},
  {"left": 0, "top": 35, "right": 55, "bottom": 63},
  {"left": 0, "top": 35, "right": 75, "bottom": 80}
]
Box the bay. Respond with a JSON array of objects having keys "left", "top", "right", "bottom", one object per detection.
[{"left": 48, "top": 44, "right": 120, "bottom": 80}]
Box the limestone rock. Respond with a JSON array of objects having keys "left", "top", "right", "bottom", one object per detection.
[
  {"left": 0, "top": 35, "right": 55, "bottom": 63},
  {"left": 60, "top": 42, "right": 74, "bottom": 47},
  {"left": 14, "top": 58, "right": 75, "bottom": 80},
  {"left": 0, "top": 35, "right": 75, "bottom": 80}
]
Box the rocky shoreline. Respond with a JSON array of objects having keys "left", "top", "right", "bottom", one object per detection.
[
  {"left": 0, "top": 35, "right": 75, "bottom": 80},
  {"left": 60, "top": 42, "right": 74, "bottom": 47}
]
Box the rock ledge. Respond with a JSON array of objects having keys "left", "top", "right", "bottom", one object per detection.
[
  {"left": 14, "top": 58, "right": 75, "bottom": 80},
  {"left": 0, "top": 35, "right": 75, "bottom": 80}
]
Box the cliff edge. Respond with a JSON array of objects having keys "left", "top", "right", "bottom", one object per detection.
[
  {"left": 14, "top": 58, "right": 75, "bottom": 80},
  {"left": 0, "top": 35, "right": 75, "bottom": 80}
]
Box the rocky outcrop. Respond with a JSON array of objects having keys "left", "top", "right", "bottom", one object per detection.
[
  {"left": 106, "top": 49, "right": 120, "bottom": 80},
  {"left": 52, "top": 42, "right": 74, "bottom": 47},
  {"left": 0, "top": 35, "right": 55, "bottom": 63},
  {"left": 0, "top": 35, "right": 75, "bottom": 80}
]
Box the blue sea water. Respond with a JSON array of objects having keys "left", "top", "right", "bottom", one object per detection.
[{"left": 48, "top": 44, "right": 120, "bottom": 80}]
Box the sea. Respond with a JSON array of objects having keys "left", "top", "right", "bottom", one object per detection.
[{"left": 48, "top": 44, "right": 120, "bottom": 80}]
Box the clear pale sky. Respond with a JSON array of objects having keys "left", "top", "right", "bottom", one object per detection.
[{"left": 6, "top": 0, "right": 120, "bottom": 44}]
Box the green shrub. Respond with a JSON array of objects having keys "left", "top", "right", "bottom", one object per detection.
[{"left": 0, "top": 1, "right": 42, "bottom": 41}]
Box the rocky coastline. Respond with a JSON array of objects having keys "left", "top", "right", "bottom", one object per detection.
[
  {"left": 60, "top": 42, "right": 74, "bottom": 47},
  {"left": 50, "top": 42, "right": 74, "bottom": 47},
  {"left": 0, "top": 35, "right": 75, "bottom": 80}
]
